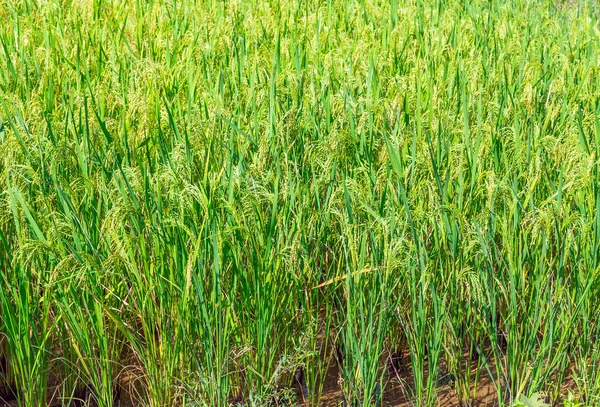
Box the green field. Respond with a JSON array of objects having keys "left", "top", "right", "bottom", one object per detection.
[{"left": 1, "top": 0, "right": 600, "bottom": 406}]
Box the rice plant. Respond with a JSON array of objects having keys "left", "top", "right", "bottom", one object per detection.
[{"left": 1, "top": 0, "right": 599, "bottom": 406}]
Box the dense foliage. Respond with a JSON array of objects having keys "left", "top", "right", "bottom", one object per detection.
[{"left": 1, "top": 0, "right": 599, "bottom": 406}]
